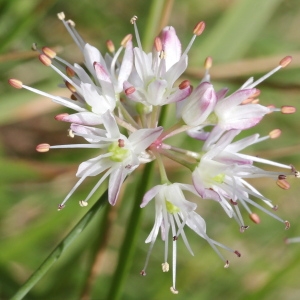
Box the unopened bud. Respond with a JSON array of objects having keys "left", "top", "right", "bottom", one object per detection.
[
  {"left": 281, "top": 106, "right": 296, "bottom": 114},
  {"left": 193, "top": 21, "right": 205, "bottom": 36},
  {"left": 39, "top": 54, "right": 52, "bottom": 66},
  {"left": 280, "top": 56, "right": 292, "bottom": 68},
  {"left": 121, "top": 34, "right": 132, "bottom": 47},
  {"left": 269, "top": 129, "right": 281, "bottom": 139},
  {"left": 276, "top": 179, "right": 290, "bottom": 190},
  {"left": 8, "top": 78, "right": 23, "bottom": 89},
  {"left": 42, "top": 47, "right": 57, "bottom": 58},
  {"left": 249, "top": 213, "right": 260, "bottom": 224},
  {"left": 36, "top": 143, "right": 50, "bottom": 152}
]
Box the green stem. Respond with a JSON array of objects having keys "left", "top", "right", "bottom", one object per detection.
[
  {"left": 106, "top": 162, "right": 155, "bottom": 300},
  {"left": 155, "top": 151, "right": 169, "bottom": 184},
  {"left": 160, "top": 148, "right": 195, "bottom": 171},
  {"left": 11, "top": 191, "right": 108, "bottom": 300}
]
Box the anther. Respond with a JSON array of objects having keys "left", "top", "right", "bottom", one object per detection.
[
  {"left": 162, "top": 262, "right": 169, "bottom": 272},
  {"left": 58, "top": 204, "right": 65, "bottom": 211},
  {"left": 130, "top": 15, "right": 138, "bottom": 24},
  {"left": 32, "top": 43, "right": 38, "bottom": 51},
  {"left": 230, "top": 199, "right": 238, "bottom": 205},
  {"left": 281, "top": 106, "right": 296, "bottom": 114},
  {"left": 290, "top": 165, "right": 300, "bottom": 178},
  {"left": 8, "top": 79, "right": 23, "bottom": 89},
  {"left": 278, "top": 174, "right": 287, "bottom": 180},
  {"left": 269, "top": 129, "right": 281, "bottom": 139},
  {"left": 159, "top": 50, "right": 165, "bottom": 60},
  {"left": 66, "top": 66, "right": 76, "bottom": 77},
  {"left": 71, "top": 94, "right": 77, "bottom": 100},
  {"left": 272, "top": 205, "right": 279, "bottom": 211},
  {"left": 65, "top": 81, "right": 76, "bottom": 93},
  {"left": 276, "top": 178, "right": 290, "bottom": 190},
  {"left": 179, "top": 80, "right": 190, "bottom": 90},
  {"left": 280, "top": 56, "right": 292, "bottom": 68},
  {"left": 39, "top": 54, "right": 52, "bottom": 66},
  {"left": 121, "top": 34, "right": 132, "bottom": 47},
  {"left": 173, "top": 236, "right": 178, "bottom": 241},
  {"left": 57, "top": 12, "right": 65, "bottom": 20},
  {"left": 42, "top": 47, "right": 57, "bottom": 58},
  {"left": 67, "top": 19, "right": 76, "bottom": 27},
  {"left": 118, "top": 139, "right": 125, "bottom": 147},
  {"left": 240, "top": 225, "right": 249, "bottom": 233},
  {"left": 79, "top": 200, "right": 88, "bottom": 207},
  {"left": 154, "top": 37, "right": 162, "bottom": 52},
  {"left": 204, "top": 56, "right": 212, "bottom": 70},
  {"left": 224, "top": 260, "right": 230, "bottom": 268},
  {"left": 170, "top": 287, "right": 179, "bottom": 294},
  {"left": 106, "top": 40, "right": 115, "bottom": 53},
  {"left": 36, "top": 143, "right": 50, "bottom": 153},
  {"left": 55, "top": 113, "right": 69, "bottom": 121},
  {"left": 140, "top": 270, "right": 146, "bottom": 276},
  {"left": 193, "top": 21, "right": 205, "bottom": 36},
  {"left": 68, "top": 129, "right": 74, "bottom": 138},
  {"left": 284, "top": 220, "right": 290, "bottom": 230},
  {"left": 249, "top": 213, "right": 260, "bottom": 224},
  {"left": 125, "top": 86, "right": 136, "bottom": 95},
  {"left": 234, "top": 250, "right": 241, "bottom": 257}
]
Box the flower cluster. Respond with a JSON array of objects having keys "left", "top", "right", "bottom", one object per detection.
[{"left": 9, "top": 13, "right": 298, "bottom": 294}]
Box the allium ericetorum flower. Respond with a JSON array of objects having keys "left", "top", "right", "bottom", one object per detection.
[{"left": 9, "top": 12, "right": 299, "bottom": 294}]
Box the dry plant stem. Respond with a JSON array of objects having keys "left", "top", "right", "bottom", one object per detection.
[{"left": 80, "top": 203, "right": 117, "bottom": 300}]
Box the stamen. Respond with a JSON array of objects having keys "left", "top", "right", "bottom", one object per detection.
[
  {"left": 140, "top": 270, "right": 146, "bottom": 276},
  {"left": 121, "top": 34, "right": 132, "bottom": 47},
  {"left": 65, "top": 81, "right": 76, "bottom": 93},
  {"left": 66, "top": 66, "right": 76, "bottom": 77},
  {"left": 154, "top": 37, "right": 162, "bottom": 52},
  {"left": 57, "top": 12, "right": 65, "bottom": 20},
  {"left": 179, "top": 80, "right": 190, "bottom": 90},
  {"left": 162, "top": 262, "right": 169, "bottom": 272},
  {"left": 125, "top": 86, "right": 136, "bottom": 95},
  {"left": 39, "top": 54, "right": 52, "bottom": 66},
  {"left": 8, "top": 78, "right": 23, "bottom": 89},
  {"left": 170, "top": 287, "right": 179, "bottom": 294},
  {"left": 272, "top": 205, "right": 279, "bottom": 211},
  {"left": 234, "top": 250, "right": 241, "bottom": 257},
  {"left": 285, "top": 220, "right": 290, "bottom": 230},
  {"left": 68, "top": 129, "right": 74, "bottom": 138},
  {"left": 278, "top": 174, "right": 287, "bottom": 180},
  {"left": 106, "top": 40, "right": 115, "bottom": 53},
  {"left": 57, "top": 204, "right": 65, "bottom": 211},
  {"left": 36, "top": 143, "right": 50, "bottom": 152},
  {"left": 204, "top": 56, "right": 212, "bottom": 70},
  {"left": 249, "top": 213, "right": 260, "bottom": 224},
  {"left": 281, "top": 106, "right": 296, "bottom": 114},
  {"left": 130, "top": 15, "right": 138, "bottom": 24},
  {"left": 79, "top": 200, "right": 88, "bottom": 207},
  {"left": 269, "top": 129, "right": 281, "bottom": 139},
  {"left": 193, "top": 21, "right": 206, "bottom": 36},
  {"left": 224, "top": 260, "right": 230, "bottom": 268},
  {"left": 118, "top": 139, "right": 125, "bottom": 147},
  {"left": 55, "top": 113, "right": 69, "bottom": 121},
  {"left": 276, "top": 178, "right": 290, "bottom": 190},
  {"left": 240, "top": 225, "right": 249, "bottom": 233},
  {"left": 42, "top": 47, "right": 57, "bottom": 58},
  {"left": 280, "top": 55, "right": 292, "bottom": 68}
]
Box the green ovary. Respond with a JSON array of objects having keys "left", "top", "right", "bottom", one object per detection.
[
  {"left": 212, "top": 173, "right": 225, "bottom": 183},
  {"left": 108, "top": 142, "right": 130, "bottom": 162},
  {"left": 166, "top": 200, "right": 180, "bottom": 214}
]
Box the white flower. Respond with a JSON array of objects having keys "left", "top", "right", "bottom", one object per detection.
[
  {"left": 37, "top": 112, "right": 163, "bottom": 207},
  {"left": 140, "top": 183, "right": 238, "bottom": 293},
  {"left": 192, "top": 129, "right": 294, "bottom": 230}
]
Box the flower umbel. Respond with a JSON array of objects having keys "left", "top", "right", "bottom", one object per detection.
[{"left": 9, "top": 13, "right": 298, "bottom": 294}]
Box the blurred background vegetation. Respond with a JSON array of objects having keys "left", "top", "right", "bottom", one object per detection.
[{"left": 1, "top": 0, "right": 300, "bottom": 299}]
